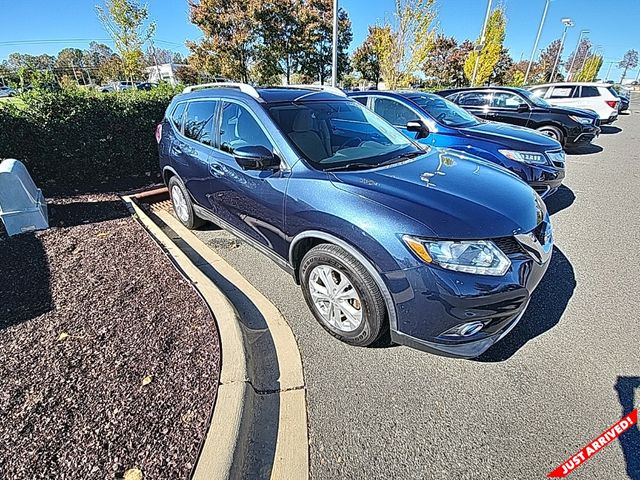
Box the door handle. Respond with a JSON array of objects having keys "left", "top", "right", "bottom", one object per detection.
[
  {"left": 486, "top": 112, "right": 497, "bottom": 117},
  {"left": 171, "top": 143, "right": 183, "bottom": 155},
  {"left": 209, "top": 162, "right": 225, "bottom": 177}
]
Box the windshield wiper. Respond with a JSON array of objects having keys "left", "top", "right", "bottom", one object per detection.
[{"left": 324, "top": 162, "right": 377, "bottom": 172}]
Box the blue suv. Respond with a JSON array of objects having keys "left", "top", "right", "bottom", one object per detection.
[
  {"left": 157, "top": 83, "right": 553, "bottom": 358},
  {"left": 348, "top": 90, "right": 566, "bottom": 198}
]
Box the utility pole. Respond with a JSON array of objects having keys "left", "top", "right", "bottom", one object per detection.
[
  {"left": 524, "top": 0, "right": 550, "bottom": 85},
  {"left": 605, "top": 61, "right": 616, "bottom": 81},
  {"left": 471, "top": 0, "right": 493, "bottom": 87},
  {"left": 566, "top": 29, "right": 589, "bottom": 81},
  {"left": 331, "top": 0, "right": 338, "bottom": 87},
  {"left": 550, "top": 18, "right": 574, "bottom": 82}
]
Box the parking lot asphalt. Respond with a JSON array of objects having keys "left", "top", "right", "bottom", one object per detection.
[{"left": 192, "top": 100, "right": 640, "bottom": 480}]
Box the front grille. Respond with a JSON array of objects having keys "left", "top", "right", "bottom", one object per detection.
[{"left": 493, "top": 237, "right": 525, "bottom": 256}]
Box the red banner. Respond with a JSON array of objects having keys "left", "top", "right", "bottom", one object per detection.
[{"left": 548, "top": 409, "right": 638, "bottom": 477}]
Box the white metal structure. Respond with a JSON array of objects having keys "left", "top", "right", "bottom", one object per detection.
[
  {"left": 0, "top": 159, "right": 48, "bottom": 236},
  {"left": 285, "top": 84, "right": 347, "bottom": 97},
  {"left": 528, "top": 82, "right": 619, "bottom": 123}
]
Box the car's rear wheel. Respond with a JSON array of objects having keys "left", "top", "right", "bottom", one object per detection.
[
  {"left": 168, "top": 176, "right": 204, "bottom": 229},
  {"left": 537, "top": 125, "right": 564, "bottom": 145},
  {"left": 300, "top": 244, "right": 387, "bottom": 346}
]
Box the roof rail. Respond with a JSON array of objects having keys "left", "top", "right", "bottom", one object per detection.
[
  {"left": 182, "top": 82, "right": 262, "bottom": 101},
  {"left": 285, "top": 84, "right": 347, "bottom": 97}
]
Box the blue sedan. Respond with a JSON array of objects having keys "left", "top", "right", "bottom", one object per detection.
[{"left": 349, "top": 90, "right": 566, "bottom": 198}]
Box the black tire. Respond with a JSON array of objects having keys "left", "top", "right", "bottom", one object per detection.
[
  {"left": 537, "top": 125, "right": 564, "bottom": 145},
  {"left": 168, "top": 176, "right": 205, "bottom": 229},
  {"left": 299, "top": 244, "right": 387, "bottom": 346}
]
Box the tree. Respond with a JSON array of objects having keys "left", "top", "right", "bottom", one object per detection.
[
  {"left": 618, "top": 49, "right": 638, "bottom": 83},
  {"left": 352, "top": 26, "right": 384, "bottom": 88},
  {"left": 144, "top": 46, "right": 182, "bottom": 67},
  {"left": 489, "top": 47, "right": 513, "bottom": 85},
  {"left": 422, "top": 35, "right": 457, "bottom": 87},
  {"left": 257, "top": 0, "right": 307, "bottom": 85},
  {"left": 464, "top": 6, "right": 506, "bottom": 86},
  {"left": 538, "top": 39, "right": 562, "bottom": 83},
  {"left": 299, "top": 0, "right": 352, "bottom": 85},
  {"left": 575, "top": 54, "right": 603, "bottom": 82},
  {"left": 450, "top": 40, "right": 473, "bottom": 87},
  {"left": 83, "top": 42, "right": 121, "bottom": 84},
  {"left": 56, "top": 48, "right": 86, "bottom": 83},
  {"left": 566, "top": 38, "right": 592, "bottom": 81},
  {"left": 96, "top": 0, "right": 156, "bottom": 81},
  {"left": 375, "top": 0, "right": 437, "bottom": 90}
]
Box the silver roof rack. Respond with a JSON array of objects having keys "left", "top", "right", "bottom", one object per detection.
[
  {"left": 285, "top": 84, "right": 347, "bottom": 97},
  {"left": 182, "top": 82, "right": 262, "bottom": 101}
]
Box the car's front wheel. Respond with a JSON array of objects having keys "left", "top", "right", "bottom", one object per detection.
[
  {"left": 168, "top": 176, "right": 204, "bottom": 229},
  {"left": 300, "top": 244, "right": 387, "bottom": 346},
  {"left": 537, "top": 125, "right": 564, "bottom": 145}
]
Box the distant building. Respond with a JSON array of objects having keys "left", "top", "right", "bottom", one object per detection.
[{"left": 145, "top": 63, "right": 186, "bottom": 86}]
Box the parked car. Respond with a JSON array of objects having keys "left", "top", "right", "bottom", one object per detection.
[
  {"left": 0, "top": 86, "right": 16, "bottom": 98},
  {"left": 349, "top": 90, "right": 565, "bottom": 198},
  {"left": 99, "top": 81, "right": 137, "bottom": 93},
  {"left": 437, "top": 86, "right": 600, "bottom": 148},
  {"left": 157, "top": 83, "right": 554, "bottom": 358},
  {"left": 136, "top": 81, "right": 158, "bottom": 91},
  {"left": 527, "top": 82, "right": 619, "bottom": 124},
  {"left": 609, "top": 86, "right": 630, "bottom": 112}
]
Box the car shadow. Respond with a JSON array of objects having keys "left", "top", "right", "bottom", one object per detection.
[
  {"left": 545, "top": 185, "right": 575, "bottom": 215},
  {"left": 614, "top": 376, "right": 640, "bottom": 480},
  {"left": 475, "top": 246, "right": 576, "bottom": 362},
  {"left": 566, "top": 143, "right": 604, "bottom": 155},
  {"left": 0, "top": 224, "right": 52, "bottom": 328},
  {"left": 601, "top": 126, "right": 622, "bottom": 134}
]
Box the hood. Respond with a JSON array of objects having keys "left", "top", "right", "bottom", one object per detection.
[
  {"left": 546, "top": 104, "right": 599, "bottom": 118},
  {"left": 457, "top": 121, "right": 561, "bottom": 151},
  {"left": 329, "top": 148, "right": 543, "bottom": 240}
]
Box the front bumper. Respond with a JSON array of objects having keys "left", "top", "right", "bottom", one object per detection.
[
  {"left": 386, "top": 224, "right": 553, "bottom": 358},
  {"left": 530, "top": 167, "right": 565, "bottom": 198},
  {"left": 568, "top": 125, "right": 600, "bottom": 144}
]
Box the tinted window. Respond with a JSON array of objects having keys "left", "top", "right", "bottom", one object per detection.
[
  {"left": 353, "top": 96, "right": 368, "bottom": 106},
  {"left": 171, "top": 102, "right": 187, "bottom": 131},
  {"left": 457, "top": 91, "right": 491, "bottom": 107},
  {"left": 580, "top": 86, "right": 600, "bottom": 97},
  {"left": 549, "top": 86, "right": 577, "bottom": 98},
  {"left": 220, "top": 102, "right": 273, "bottom": 154},
  {"left": 409, "top": 94, "right": 479, "bottom": 127},
  {"left": 184, "top": 101, "right": 216, "bottom": 145},
  {"left": 530, "top": 86, "right": 549, "bottom": 97},
  {"left": 372, "top": 98, "right": 419, "bottom": 126},
  {"left": 491, "top": 92, "right": 523, "bottom": 109}
]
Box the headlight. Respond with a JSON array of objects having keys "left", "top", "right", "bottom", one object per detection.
[
  {"left": 402, "top": 236, "right": 511, "bottom": 276},
  {"left": 498, "top": 149, "right": 547, "bottom": 165},
  {"left": 569, "top": 115, "right": 593, "bottom": 125},
  {"left": 546, "top": 150, "right": 565, "bottom": 165}
]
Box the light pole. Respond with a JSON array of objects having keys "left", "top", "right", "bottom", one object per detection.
[
  {"left": 524, "top": 0, "right": 551, "bottom": 85},
  {"left": 605, "top": 60, "right": 616, "bottom": 81},
  {"left": 331, "top": 0, "right": 338, "bottom": 87},
  {"left": 471, "top": 0, "right": 493, "bottom": 86},
  {"left": 549, "top": 18, "right": 574, "bottom": 82},
  {"left": 566, "top": 29, "right": 589, "bottom": 81}
]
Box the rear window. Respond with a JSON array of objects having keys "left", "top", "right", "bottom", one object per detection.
[
  {"left": 170, "top": 102, "right": 187, "bottom": 131},
  {"left": 184, "top": 101, "right": 217, "bottom": 146},
  {"left": 457, "top": 91, "right": 491, "bottom": 107},
  {"left": 580, "top": 86, "right": 600, "bottom": 98},
  {"left": 530, "top": 86, "right": 549, "bottom": 97},
  {"left": 352, "top": 96, "right": 368, "bottom": 106}
]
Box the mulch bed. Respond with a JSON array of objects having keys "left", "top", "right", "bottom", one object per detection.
[{"left": 0, "top": 194, "right": 221, "bottom": 479}]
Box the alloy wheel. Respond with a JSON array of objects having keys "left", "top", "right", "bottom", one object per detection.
[
  {"left": 308, "top": 265, "right": 363, "bottom": 332},
  {"left": 171, "top": 185, "right": 189, "bottom": 223}
]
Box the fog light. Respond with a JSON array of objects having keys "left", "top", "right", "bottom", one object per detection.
[
  {"left": 459, "top": 321, "right": 484, "bottom": 337},
  {"left": 442, "top": 321, "right": 485, "bottom": 338}
]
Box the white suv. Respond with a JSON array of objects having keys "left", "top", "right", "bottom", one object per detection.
[{"left": 528, "top": 82, "right": 619, "bottom": 124}]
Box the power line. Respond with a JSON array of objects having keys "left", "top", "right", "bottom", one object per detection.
[{"left": 0, "top": 38, "right": 185, "bottom": 48}]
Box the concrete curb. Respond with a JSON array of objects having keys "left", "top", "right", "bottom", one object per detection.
[{"left": 122, "top": 194, "right": 308, "bottom": 480}]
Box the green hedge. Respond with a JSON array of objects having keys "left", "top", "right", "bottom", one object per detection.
[{"left": 0, "top": 85, "right": 182, "bottom": 193}]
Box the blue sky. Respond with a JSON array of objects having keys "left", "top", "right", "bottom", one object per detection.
[{"left": 1, "top": 0, "right": 639, "bottom": 81}]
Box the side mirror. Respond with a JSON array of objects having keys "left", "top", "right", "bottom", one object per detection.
[
  {"left": 233, "top": 145, "right": 280, "bottom": 171},
  {"left": 406, "top": 120, "right": 429, "bottom": 139},
  {"left": 517, "top": 103, "right": 530, "bottom": 113}
]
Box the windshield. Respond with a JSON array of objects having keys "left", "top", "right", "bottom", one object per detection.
[
  {"left": 408, "top": 93, "right": 479, "bottom": 127},
  {"left": 516, "top": 88, "right": 551, "bottom": 108},
  {"left": 267, "top": 100, "right": 421, "bottom": 170}
]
